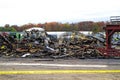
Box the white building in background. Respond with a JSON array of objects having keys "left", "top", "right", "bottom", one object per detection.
[
  {"left": 47, "top": 31, "right": 93, "bottom": 39},
  {"left": 25, "top": 27, "right": 45, "bottom": 31}
]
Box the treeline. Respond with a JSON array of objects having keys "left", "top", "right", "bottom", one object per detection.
[
  {"left": 0, "top": 27, "right": 16, "bottom": 32},
  {"left": 0, "top": 21, "right": 109, "bottom": 32}
]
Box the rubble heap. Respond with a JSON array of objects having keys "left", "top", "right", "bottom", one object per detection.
[{"left": 0, "top": 31, "right": 105, "bottom": 59}]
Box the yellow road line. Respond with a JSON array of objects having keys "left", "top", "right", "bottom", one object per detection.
[{"left": 0, "top": 70, "right": 120, "bottom": 74}]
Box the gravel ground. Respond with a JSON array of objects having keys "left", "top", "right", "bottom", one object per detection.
[
  {"left": 0, "top": 74, "right": 120, "bottom": 80},
  {"left": 0, "top": 58, "right": 120, "bottom": 80}
]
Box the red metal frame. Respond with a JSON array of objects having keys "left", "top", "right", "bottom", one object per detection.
[
  {"left": 106, "top": 25, "right": 120, "bottom": 49},
  {"left": 98, "top": 25, "right": 120, "bottom": 57}
]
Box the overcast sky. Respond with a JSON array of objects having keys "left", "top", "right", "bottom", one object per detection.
[{"left": 0, "top": 0, "right": 120, "bottom": 26}]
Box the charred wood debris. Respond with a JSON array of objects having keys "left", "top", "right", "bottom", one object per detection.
[{"left": 0, "top": 30, "right": 105, "bottom": 59}]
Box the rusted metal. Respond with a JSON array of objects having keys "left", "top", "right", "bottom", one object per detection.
[{"left": 97, "top": 17, "right": 120, "bottom": 57}]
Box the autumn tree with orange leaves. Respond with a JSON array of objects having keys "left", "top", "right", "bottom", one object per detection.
[{"left": 1, "top": 21, "right": 107, "bottom": 32}]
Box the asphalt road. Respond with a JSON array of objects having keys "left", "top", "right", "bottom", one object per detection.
[{"left": 0, "top": 58, "right": 120, "bottom": 80}]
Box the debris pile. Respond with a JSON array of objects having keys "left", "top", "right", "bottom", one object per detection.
[{"left": 0, "top": 31, "right": 105, "bottom": 59}]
